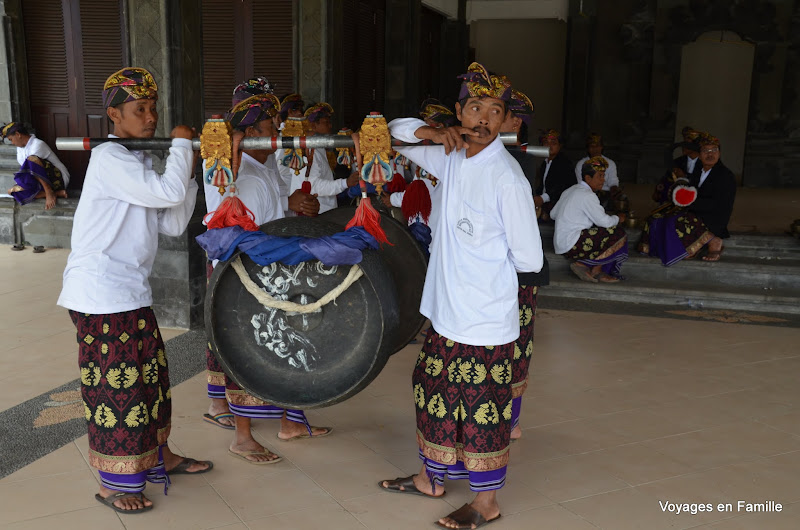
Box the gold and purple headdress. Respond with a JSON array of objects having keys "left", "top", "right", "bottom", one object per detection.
[
  {"left": 1, "top": 122, "right": 23, "bottom": 140},
  {"left": 508, "top": 90, "right": 534, "bottom": 125},
  {"left": 457, "top": 62, "right": 512, "bottom": 103},
  {"left": 586, "top": 156, "right": 609, "bottom": 172},
  {"left": 226, "top": 93, "right": 281, "bottom": 130},
  {"left": 586, "top": 133, "right": 603, "bottom": 147},
  {"left": 280, "top": 93, "right": 304, "bottom": 118},
  {"left": 102, "top": 67, "right": 158, "bottom": 108},
  {"left": 699, "top": 133, "right": 720, "bottom": 147},
  {"left": 419, "top": 98, "right": 457, "bottom": 127},
  {"left": 232, "top": 76, "right": 276, "bottom": 105},
  {"left": 540, "top": 129, "right": 563, "bottom": 145},
  {"left": 304, "top": 102, "right": 334, "bottom": 123}
]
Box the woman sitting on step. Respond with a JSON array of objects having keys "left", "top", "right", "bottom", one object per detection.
[
  {"left": 552, "top": 156, "right": 628, "bottom": 283},
  {"left": 639, "top": 133, "right": 735, "bottom": 264}
]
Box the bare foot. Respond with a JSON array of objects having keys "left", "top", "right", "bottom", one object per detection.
[
  {"left": 277, "top": 423, "right": 330, "bottom": 440},
  {"left": 229, "top": 438, "right": 281, "bottom": 463},
  {"left": 97, "top": 486, "right": 152, "bottom": 511},
  {"left": 56, "top": 190, "right": 68, "bottom": 198},
  {"left": 208, "top": 398, "right": 234, "bottom": 428},
  {"left": 511, "top": 425, "right": 522, "bottom": 440},
  {"left": 163, "top": 445, "right": 212, "bottom": 473}
]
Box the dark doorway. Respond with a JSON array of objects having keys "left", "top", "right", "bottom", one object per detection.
[
  {"left": 201, "top": 0, "right": 295, "bottom": 118},
  {"left": 22, "top": 0, "right": 127, "bottom": 189},
  {"left": 418, "top": 6, "right": 443, "bottom": 103}
]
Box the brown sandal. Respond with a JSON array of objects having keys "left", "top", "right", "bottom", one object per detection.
[
  {"left": 378, "top": 475, "right": 445, "bottom": 498},
  {"left": 702, "top": 249, "right": 723, "bottom": 262},
  {"left": 570, "top": 262, "right": 598, "bottom": 283},
  {"left": 435, "top": 503, "right": 502, "bottom": 529}
]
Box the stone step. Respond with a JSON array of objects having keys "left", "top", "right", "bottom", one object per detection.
[
  {"left": 545, "top": 250, "right": 800, "bottom": 291},
  {"left": 537, "top": 224, "right": 800, "bottom": 260},
  {"left": 541, "top": 267, "right": 800, "bottom": 316}
]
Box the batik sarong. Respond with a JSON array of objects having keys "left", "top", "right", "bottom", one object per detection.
[
  {"left": 564, "top": 225, "right": 628, "bottom": 277},
  {"left": 510, "top": 285, "right": 537, "bottom": 430},
  {"left": 204, "top": 261, "right": 311, "bottom": 430},
  {"left": 640, "top": 209, "right": 713, "bottom": 266},
  {"left": 70, "top": 307, "right": 171, "bottom": 492},
  {"left": 414, "top": 328, "right": 514, "bottom": 491},
  {"left": 10, "top": 155, "right": 65, "bottom": 205}
]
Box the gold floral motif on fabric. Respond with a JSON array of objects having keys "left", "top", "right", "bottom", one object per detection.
[
  {"left": 81, "top": 363, "right": 101, "bottom": 387},
  {"left": 594, "top": 235, "right": 628, "bottom": 261},
  {"left": 489, "top": 359, "right": 512, "bottom": 384},
  {"left": 89, "top": 448, "right": 160, "bottom": 474},
  {"left": 94, "top": 403, "right": 117, "bottom": 428},
  {"left": 426, "top": 393, "right": 448, "bottom": 418},
  {"left": 414, "top": 383, "right": 426, "bottom": 409},
  {"left": 417, "top": 431, "right": 510, "bottom": 471},
  {"left": 207, "top": 370, "right": 226, "bottom": 386},
  {"left": 124, "top": 402, "right": 151, "bottom": 428},
  {"left": 226, "top": 389, "right": 269, "bottom": 407},
  {"left": 473, "top": 401, "right": 500, "bottom": 425},
  {"left": 447, "top": 357, "right": 487, "bottom": 384},
  {"left": 511, "top": 379, "right": 528, "bottom": 399}
]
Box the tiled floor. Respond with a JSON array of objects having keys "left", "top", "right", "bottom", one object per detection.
[{"left": 2, "top": 249, "right": 800, "bottom": 529}]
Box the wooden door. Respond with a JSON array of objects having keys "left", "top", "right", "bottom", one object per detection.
[
  {"left": 201, "top": 0, "right": 295, "bottom": 118},
  {"left": 22, "top": 0, "right": 126, "bottom": 188}
]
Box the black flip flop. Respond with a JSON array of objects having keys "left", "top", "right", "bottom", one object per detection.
[
  {"left": 95, "top": 492, "right": 153, "bottom": 514},
  {"left": 435, "top": 503, "right": 502, "bottom": 529},
  {"left": 11, "top": 244, "right": 24, "bottom": 251},
  {"left": 32, "top": 246, "right": 45, "bottom": 253},
  {"left": 167, "top": 457, "right": 214, "bottom": 475},
  {"left": 378, "top": 475, "right": 445, "bottom": 498}
]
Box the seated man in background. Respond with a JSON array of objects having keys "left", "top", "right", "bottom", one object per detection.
[
  {"left": 535, "top": 129, "right": 573, "bottom": 219},
  {"left": 574, "top": 133, "right": 621, "bottom": 210},
  {"left": 2, "top": 122, "right": 70, "bottom": 210},
  {"left": 552, "top": 156, "right": 628, "bottom": 283}
]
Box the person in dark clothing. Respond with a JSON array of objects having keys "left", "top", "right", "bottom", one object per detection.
[
  {"left": 535, "top": 129, "right": 573, "bottom": 219},
  {"left": 688, "top": 134, "right": 736, "bottom": 261},
  {"left": 501, "top": 88, "right": 550, "bottom": 441},
  {"left": 653, "top": 127, "right": 702, "bottom": 204}
]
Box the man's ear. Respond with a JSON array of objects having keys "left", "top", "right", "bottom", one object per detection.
[
  {"left": 106, "top": 106, "right": 120, "bottom": 125},
  {"left": 454, "top": 102, "right": 462, "bottom": 122}
]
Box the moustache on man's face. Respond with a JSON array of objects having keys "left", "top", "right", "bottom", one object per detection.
[{"left": 471, "top": 126, "right": 491, "bottom": 136}]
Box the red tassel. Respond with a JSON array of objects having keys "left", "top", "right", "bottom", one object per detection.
[
  {"left": 204, "top": 195, "right": 260, "bottom": 231},
  {"left": 386, "top": 175, "right": 407, "bottom": 193},
  {"left": 345, "top": 195, "right": 392, "bottom": 246},
  {"left": 401, "top": 179, "right": 432, "bottom": 223},
  {"left": 297, "top": 180, "right": 313, "bottom": 217}
]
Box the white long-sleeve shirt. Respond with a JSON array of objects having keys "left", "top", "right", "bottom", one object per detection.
[
  {"left": 204, "top": 152, "right": 284, "bottom": 224},
  {"left": 278, "top": 148, "right": 347, "bottom": 214},
  {"left": 551, "top": 182, "right": 620, "bottom": 254},
  {"left": 390, "top": 118, "right": 543, "bottom": 346},
  {"left": 18, "top": 134, "right": 71, "bottom": 186},
  {"left": 574, "top": 156, "right": 619, "bottom": 190},
  {"left": 58, "top": 137, "right": 197, "bottom": 314}
]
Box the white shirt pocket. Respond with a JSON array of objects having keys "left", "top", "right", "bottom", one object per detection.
[{"left": 454, "top": 202, "right": 484, "bottom": 247}]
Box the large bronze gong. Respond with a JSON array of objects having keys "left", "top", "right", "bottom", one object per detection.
[
  {"left": 319, "top": 206, "right": 428, "bottom": 354},
  {"left": 205, "top": 217, "right": 400, "bottom": 408}
]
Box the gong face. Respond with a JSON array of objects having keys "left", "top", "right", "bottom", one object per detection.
[
  {"left": 206, "top": 218, "right": 399, "bottom": 409},
  {"left": 320, "top": 206, "right": 428, "bottom": 354}
]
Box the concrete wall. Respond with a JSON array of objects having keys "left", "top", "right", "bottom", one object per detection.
[
  {"left": 469, "top": 18, "right": 568, "bottom": 136},
  {"left": 675, "top": 31, "right": 754, "bottom": 182}
]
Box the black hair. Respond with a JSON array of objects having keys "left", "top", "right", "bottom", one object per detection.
[
  {"left": 518, "top": 121, "right": 529, "bottom": 144},
  {"left": 581, "top": 162, "right": 598, "bottom": 180}
]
